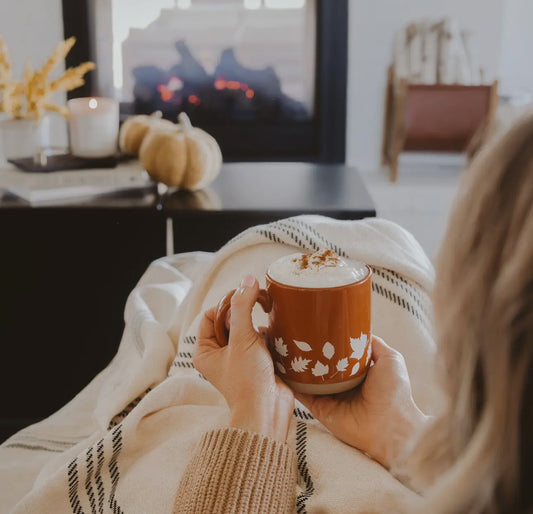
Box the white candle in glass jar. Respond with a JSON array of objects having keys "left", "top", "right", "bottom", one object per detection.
[{"left": 67, "top": 97, "right": 119, "bottom": 158}]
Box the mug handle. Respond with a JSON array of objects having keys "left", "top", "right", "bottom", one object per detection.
[{"left": 214, "top": 288, "right": 273, "bottom": 346}]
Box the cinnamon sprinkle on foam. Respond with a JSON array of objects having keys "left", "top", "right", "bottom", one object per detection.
[
  {"left": 296, "top": 249, "right": 340, "bottom": 271},
  {"left": 269, "top": 249, "right": 368, "bottom": 288}
]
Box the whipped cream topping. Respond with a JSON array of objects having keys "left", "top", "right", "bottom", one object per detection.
[{"left": 267, "top": 249, "right": 368, "bottom": 288}]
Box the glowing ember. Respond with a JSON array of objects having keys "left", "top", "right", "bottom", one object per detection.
[
  {"left": 213, "top": 76, "right": 255, "bottom": 99},
  {"left": 157, "top": 85, "right": 173, "bottom": 102},
  {"left": 156, "top": 75, "right": 256, "bottom": 104},
  {"left": 188, "top": 94, "right": 201, "bottom": 105},
  {"left": 214, "top": 78, "right": 226, "bottom": 90}
]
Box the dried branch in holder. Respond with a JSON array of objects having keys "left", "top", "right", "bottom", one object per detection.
[
  {"left": 39, "top": 37, "right": 77, "bottom": 86},
  {"left": 0, "top": 35, "right": 11, "bottom": 87},
  {"left": 49, "top": 62, "right": 96, "bottom": 94},
  {"left": 0, "top": 35, "right": 95, "bottom": 121}
]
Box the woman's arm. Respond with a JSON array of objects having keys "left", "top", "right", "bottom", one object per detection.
[
  {"left": 174, "top": 427, "right": 296, "bottom": 513},
  {"left": 173, "top": 275, "right": 297, "bottom": 513}
]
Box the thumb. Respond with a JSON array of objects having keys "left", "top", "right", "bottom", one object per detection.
[{"left": 229, "top": 275, "right": 260, "bottom": 344}]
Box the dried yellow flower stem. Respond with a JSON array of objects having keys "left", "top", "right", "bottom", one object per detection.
[
  {"left": 0, "top": 35, "right": 11, "bottom": 88},
  {"left": 49, "top": 62, "right": 96, "bottom": 94},
  {"left": 0, "top": 35, "right": 95, "bottom": 120},
  {"left": 39, "top": 37, "right": 76, "bottom": 86}
]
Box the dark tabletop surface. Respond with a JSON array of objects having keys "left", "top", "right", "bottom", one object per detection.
[{"left": 0, "top": 162, "right": 376, "bottom": 216}]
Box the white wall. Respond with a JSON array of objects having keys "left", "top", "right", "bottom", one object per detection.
[
  {"left": 499, "top": 0, "right": 533, "bottom": 96},
  {"left": 345, "top": 0, "right": 506, "bottom": 171},
  {"left": 0, "top": 0, "right": 68, "bottom": 147}
]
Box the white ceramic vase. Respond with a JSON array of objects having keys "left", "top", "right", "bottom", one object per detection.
[{"left": 0, "top": 116, "right": 50, "bottom": 161}]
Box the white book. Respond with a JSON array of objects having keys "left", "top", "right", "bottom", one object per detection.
[{"left": 0, "top": 162, "right": 153, "bottom": 204}]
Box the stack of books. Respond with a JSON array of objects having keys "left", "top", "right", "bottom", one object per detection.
[{"left": 0, "top": 160, "right": 153, "bottom": 204}]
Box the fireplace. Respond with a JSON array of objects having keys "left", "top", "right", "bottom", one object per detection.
[
  {"left": 62, "top": 0, "right": 347, "bottom": 162},
  {"left": 131, "top": 39, "right": 310, "bottom": 124}
]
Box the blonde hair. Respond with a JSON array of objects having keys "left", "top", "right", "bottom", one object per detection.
[{"left": 409, "top": 115, "right": 533, "bottom": 513}]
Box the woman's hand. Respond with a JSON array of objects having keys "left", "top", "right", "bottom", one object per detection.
[
  {"left": 194, "top": 275, "right": 294, "bottom": 443},
  {"left": 296, "top": 336, "right": 429, "bottom": 469}
]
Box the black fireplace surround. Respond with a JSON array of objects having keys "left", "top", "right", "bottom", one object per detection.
[{"left": 62, "top": 1, "right": 348, "bottom": 163}]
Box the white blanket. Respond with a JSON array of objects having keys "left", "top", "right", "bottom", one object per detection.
[{"left": 0, "top": 215, "right": 443, "bottom": 513}]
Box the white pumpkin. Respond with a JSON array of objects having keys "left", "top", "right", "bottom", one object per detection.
[
  {"left": 177, "top": 112, "right": 222, "bottom": 190},
  {"left": 119, "top": 111, "right": 176, "bottom": 156},
  {"left": 138, "top": 112, "right": 222, "bottom": 190},
  {"left": 138, "top": 128, "right": 187, "bottom": 187}
]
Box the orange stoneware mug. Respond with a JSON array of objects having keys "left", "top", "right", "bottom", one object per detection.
[{"left": 214, "top": 250, "right": 373, "bottom": 395}]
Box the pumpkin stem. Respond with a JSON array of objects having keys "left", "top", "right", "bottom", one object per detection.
[
  {"left": 178, "top": 112, "right": 193, "bottom": 133},
  {"left": 151, "top": 110, "right": 163, "bottom": 119}
]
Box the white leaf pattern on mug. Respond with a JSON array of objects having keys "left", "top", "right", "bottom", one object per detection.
[
  {"left": 291, "top": 356, "right": 312, "bottom": 373},
  {"left": 276, "top": 362, "right": 287, "bottom": 374},
  {"left": 350, "top": 333, "right": 368, "bottom": 360},
  {"left": 336, "top": 357, "right": 349, "bottom": 372},
  {"left": 322, "top": 342, "right": 335, "bottom": 360},
  {"left": 294, "top": 340, "right": 312, "bottom": 352},
  {"left": 274, "top": 337, "right": 288, "bottom": 357},
  {"left": 350, "top": 361, "right": 360, "bottom": 376},
  {"left": 312, "top": 360, "right": 329, "bottom": 377}
]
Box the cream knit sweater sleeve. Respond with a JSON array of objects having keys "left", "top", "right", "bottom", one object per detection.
[{"left": 173, "top": 427, "right": 297, "bottom": 513}]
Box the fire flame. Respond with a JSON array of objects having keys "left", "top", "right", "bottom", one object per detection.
[
  {"left": 157, "top": 84, "right": 173, "bottom": 102},
  {"left": 157, "top": 76, "right": 255, "bottom": 103},
  {"left": 214, "top": 77, "right": 255, "bottom": 98},
  {"left": 188, "top": 94, "right": 201, "bottom": 105}
]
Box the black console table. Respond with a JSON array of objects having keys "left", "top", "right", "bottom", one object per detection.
[{"left": 0, "top": 163, "right": 375, "bottom": 442}]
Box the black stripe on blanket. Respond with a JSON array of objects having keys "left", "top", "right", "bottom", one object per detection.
[
  {"left": 108, "top": 424, "right": 124, "bottom": 514},
  {"left": 291, "top": 219, "right": 349, "bottom": 258},
  {"left": 4, "top": 442, "right": 64, "bottom": 453},
  {"left": 95, "top": 438, "right": 105, "bottom": 514},
  {"left": 171, "top": 336, "right": 203, "bottom": 377},
  {"left": 296, "top": 421, "right": 315, "bottom": 513},
  {"left": 182, "top": 335, "right": 197, "bottom": 346},
  {"left": 373, "top": 268, "right": 431, "bottom": 318},
  {"left": 68, "top": 457, "right": 84, "bottom": 514},
  {"left": 85, "top": 446, "right": 97, "bottom": 514},
  {"left": 258, "top": 219, "right": 349, "bottom": 258},
  {"left": 108, "top": 387, "right": 152, "bottom": 430},
  {"left": 258, "top": 228, "right": 285, "bottom": 245},
  {"left": 371, "top": 281, "right": 429, "bottom": 328},
  {"left": 269, "top": 221, "right": 321, "bottom": 253},
  {"left": 15, "top": 436, "right": 80, "bottom": 447},
  {"left": 170, "top": 335, "right": 207, "bottom": 380},
  {"left": 5, "top": 434, "right": 88, "bottom": 453},
  {"left": 172, "top": 361, "right": 195, "bottom": 368},
  {"left": 293, "top": 407, "right": 314, "bottom": 421},
  {"left": 66, "top": 426, "right": 125, "bottom": 514}
]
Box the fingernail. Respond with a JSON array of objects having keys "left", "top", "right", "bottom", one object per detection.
[{"left": 240, "top": 274, "right": 256, "bottom": 288}]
